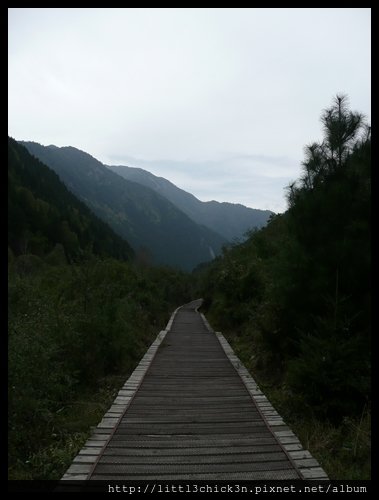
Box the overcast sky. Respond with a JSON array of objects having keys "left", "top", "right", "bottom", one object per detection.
[{"left": 8, "top": 8, "right": 371, "bottom": 212}]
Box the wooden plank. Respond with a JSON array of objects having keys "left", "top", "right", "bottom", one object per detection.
[
  {"left": 300, "top": 467, "right": 329, "bottom": 479},
  {"left": 61, "top": 474, "right": 89, "bottom": 480},
  {"left": 64, "top": 464, "right": 93, "bottom": 474},
  {"left": 72, "top": 455, "right": 98, "bottom": 463},
  {"left": 105, "top": 436, "right": 279, "bottom": 448},
  {"left": 102, "top": 444, "right": 283, "bottom": 456},
  {"left": 78, "top": 447, "right": 103, "bottom": 455},
  {"left": 92, "top": 461, "right": 296, "bottom": 474},
  {"left": 98, "top": 452, "right": 289, "bottom": 465},
  {"left": 276, "top": 436, "right": 303, "bottom": 444},
  {"left": 91, "top": 470, "right": 300, "bottom": 480},
  {"left": 274, "top": 430, "right": 297, "bottom": 437},
  {"left": 294, "top": 458, "right": 321, "bottom": 468},
  {"left": 112, "top": 425, "right": 269, "bottom": 435},
  {"left": 289, "top": 450, "right": 312, "bottom": 459}
]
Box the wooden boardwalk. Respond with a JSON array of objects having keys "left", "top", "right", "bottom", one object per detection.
[{"left": 63, "top": 300, "right": 328, "bottom": 481}]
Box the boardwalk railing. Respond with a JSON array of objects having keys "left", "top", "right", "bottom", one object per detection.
[{"left": 62, "top": 300, "right": 328, "bottom": 481}]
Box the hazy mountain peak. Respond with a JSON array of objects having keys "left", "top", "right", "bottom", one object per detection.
[{"left": 108, "top": 164, "right": 273, "bottom": 241}]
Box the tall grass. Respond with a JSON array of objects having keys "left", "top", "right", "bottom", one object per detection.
[{"left": 8, "top": 255, "right": 191, "bottom": 479}]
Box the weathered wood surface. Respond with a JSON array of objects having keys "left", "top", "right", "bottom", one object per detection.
[{"left": 63, "top": 300, "right": 328, "bottom": 481}]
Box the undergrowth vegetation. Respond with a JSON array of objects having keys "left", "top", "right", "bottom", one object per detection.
[{"left": 8, "top": 254, "right": 191, "bottom": 479}]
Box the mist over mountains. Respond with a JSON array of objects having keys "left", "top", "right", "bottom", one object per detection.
[
  {"left": 107, "top": 164, "right": 272, "bottom": 242},
  {"left": 19, "top": 141, "right": 272, "bottom": 270}
]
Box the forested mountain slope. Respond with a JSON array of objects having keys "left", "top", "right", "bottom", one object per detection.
[
  {"left": 20, "top": 141, "right": 226, "bottom": 271},
  {"left": 108, "top": 164, "right": 273, "bottom": 241},
  {"left": 8, "top": 137, "right": 134, "bottom": 262}
]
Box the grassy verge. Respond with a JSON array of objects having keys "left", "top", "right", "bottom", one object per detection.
[
  {"left": 8, "top": 374, "right": 129, "bottom": 480},
  {"left": 209, "top": 320, "right": 371, "bottom": 480}
]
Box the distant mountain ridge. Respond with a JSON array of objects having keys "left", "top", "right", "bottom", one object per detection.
[
  {"left": 8, "top": 138, "right": 134, "bottom": 261},
  {"left": 20, "top": 141, "right": 226, "bottom": 271},
  {"left": 107, "top": 165, "right": 273, "bottom": 241}
]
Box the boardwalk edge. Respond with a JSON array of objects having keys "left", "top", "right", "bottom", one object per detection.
[
  {"left": 199, "top": 312, "right": 329, "bottom": 481},
  {"left": 61, "top": 307, "right": 181, "bottom": 480},
  {"left": 215, "top": 331, "right": 329, "bottom": 480}
]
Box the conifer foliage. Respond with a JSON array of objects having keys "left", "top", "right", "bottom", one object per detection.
[{"left": 200, "top": 95, "right": 370, "bottom": 422}]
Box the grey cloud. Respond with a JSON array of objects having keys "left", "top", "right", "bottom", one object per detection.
[{"left": 8, "top": 8, "right": 370, "bottom": 212}]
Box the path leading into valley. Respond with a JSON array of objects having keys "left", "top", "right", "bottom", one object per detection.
[{"left": 63, "top": 300, "right": 328, "bottom": 481}]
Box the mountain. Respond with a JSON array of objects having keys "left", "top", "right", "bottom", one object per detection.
[
  {"left": 107, "top": 164, "right": 273, "bottom": 241},
  {"left": 8, "top": 137, "right": 134, "bottom": 261},
  {"left": 19, "top": 141, "right": 227, "bottom": 271}
]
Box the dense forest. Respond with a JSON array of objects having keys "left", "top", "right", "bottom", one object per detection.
[
  {"left": 8, "top": 95, "right": 370, "bottom": 479},
  {"left": 8, "top": 138, "right": 134, "bottom": 262},
  {"left": 196, "top": 95, "right": 371, "bottom": 478}
]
